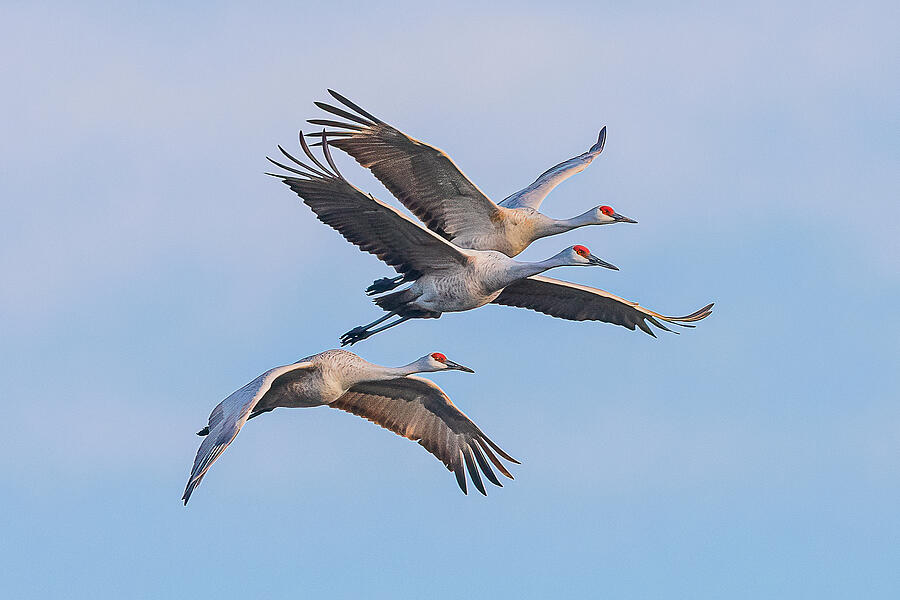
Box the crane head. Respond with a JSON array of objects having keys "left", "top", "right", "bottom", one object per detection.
[
  {"left": 593, "top": 205, "right": 638, "bottom": 225},
  {"left": 423, "top": 352, "right": 475, "bottom": 373},
  {"left": 569, "top": 245, "right": 619, "bottom": 270}
]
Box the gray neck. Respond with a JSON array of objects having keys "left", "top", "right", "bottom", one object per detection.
[
  {"left": 534, "top": 209, "right": 599, "bottom": 240},
  {"left": 339, "top": 358, "right": 431, "bottom": 390},
  {"left": 501, "top": 254, "right": 570, "bottom": 287},
  {"left": 369, "top": 360, "right": 426, "bottom": 380}
]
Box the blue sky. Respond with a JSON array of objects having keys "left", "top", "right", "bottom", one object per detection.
[{"left": 2, "top": 1, "right": 898, "bottom": 598}]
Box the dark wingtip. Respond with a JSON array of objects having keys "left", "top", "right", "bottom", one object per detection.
[
  {"left": 196, "top": 426, "right": 209, "bottom": 436},
  {"left": 647, "top": 316, "right": 674, "bottom": 334},
  {"left": 591, "top": 126, "right": 607, "bottom": 153},
  {"left": 677, "top": 302, "right": 715, "bottom": 322},
  {"left": 326, "top": 89, "right": 384, "bottom": 124}
]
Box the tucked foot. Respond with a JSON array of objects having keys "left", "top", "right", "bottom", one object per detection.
[
  {"left": 340, "top": 326, "right": 371, "bottom": 346},
  {"left": 366, "top": 276, "right": 404, "bottom": 296},
  {"left": 196, "top": 426, "right": 209, "bottom": 436}
]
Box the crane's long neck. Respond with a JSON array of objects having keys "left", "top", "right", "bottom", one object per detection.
[
  {"left": 364, "top": 360, "right": 426, "bottom": 382},
  {"left": 499, "top": 254, "right": 570, "bottom": 287},
  {"left": 534, "top": 209, "right": 599, "bottom": 240}
]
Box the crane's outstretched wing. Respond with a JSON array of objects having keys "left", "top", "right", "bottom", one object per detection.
[
  {"left": 182, "top": 362, "right": 316, "bottom": 504},
  {"left": 499, "top": 128, "right": 607, "bottom": 210},
  {"left": 267, "top": 133, "right": 469, "bottom": 279},
  {"left": 305, "top": 90, "right": 501, "bottom": 242},
  {"left": 492, "top": 275, "right": 713, "bottom": 336},
  {"left": 331, "top": 376, "right": 519, "bottom": 495}
]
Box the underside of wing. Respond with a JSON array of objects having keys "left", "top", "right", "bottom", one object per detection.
[
  {"left": 492, "top": 275, "right": 713, "bottom": 337},
  {"left": 500, "top": 127, "right": 607, "bottom": 210},
  {"left": 267, "top": 133, "right": 469, "bottom": 278},
  {"left": 182, "top": 362, "right": 316, "bottom": 504},
  {"left": 305, "top": 90, "right": 501, "bottom": 242},
  {"left": 330, "top": 376, "right": 518, "bottom": 495}
]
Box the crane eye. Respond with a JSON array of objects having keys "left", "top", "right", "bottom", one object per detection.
[
  {"left": 430, "top": 352, "right": 447, "bottom": 363},
  {"left": 573, "top": 245, "right": 590, "bottom": 257},
  {"left": 600, "top": 205, "right": 614, "bottom": 216}
]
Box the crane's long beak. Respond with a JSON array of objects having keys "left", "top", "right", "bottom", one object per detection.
[
  {"left": 588, "top": 254, "right": 619, "bottom": 270},
  {"left": 613, "top": 212, "right": 637, "bottom": 224},
  {"left": 445, "top": 359, "right": 475, "bottom": 373}
]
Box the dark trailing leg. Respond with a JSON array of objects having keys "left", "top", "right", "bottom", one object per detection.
[
  {"left": 340, "top": 316, "right": 412, "bottom": 346},
  {"left": 366, "top": 275, "right": 407, "bottom": 296}
]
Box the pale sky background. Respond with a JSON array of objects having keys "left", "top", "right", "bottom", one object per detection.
[{"left": 2, "top": 1, "right": 898, "bottom": 598}]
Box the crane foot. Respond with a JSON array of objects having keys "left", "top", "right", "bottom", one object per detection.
[
  {"left": 366, "top": 276, "right": 404, "bottom": 296},
  {"left": 340, "top": 326, "right": 370, "bottom": 346}
]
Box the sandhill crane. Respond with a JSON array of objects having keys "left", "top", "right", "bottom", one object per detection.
[
  {"left": 306, "top": 90, "right": 635, "bottom": 295},
  {"left": 266, "top": 134, "right": 712, "bottom": 344},
  {"left": 183, "top": 349, "right": 516, "bottom": 503}
]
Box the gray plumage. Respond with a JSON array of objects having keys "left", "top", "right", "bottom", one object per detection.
[
  {"left": 267, "top": 135, "right": 710, "bottom": 345},
  {"left": 305, "top": 90, "right": 635, "bottom": 258},
  {"left": 183, "top": 350, "right": 515, "bottom": 504}
]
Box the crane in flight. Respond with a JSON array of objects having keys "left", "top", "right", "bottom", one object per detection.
[
  {"left": 183, "top": 349, "right": 517, "bottom": 503},
  {"left": 306, "top": 90, "right": 636, "bottom": 294},
  {"left": 267, "top": 134, "right": 712, "bottom": 345}
]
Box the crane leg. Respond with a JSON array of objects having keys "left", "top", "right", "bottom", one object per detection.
[
  {"left": 340, "top": 312, "right": 396, "bottom": 345},
  {"left": 366, "top": 275, "right": 408, "bottom": 296},
  {"left": 361, "top": 316, "right": 411, "bottom": 337},
  {"left": 340, "top": 314, "right": 411, "bottom": 346}
]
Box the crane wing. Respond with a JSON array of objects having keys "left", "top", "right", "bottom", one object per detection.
[
  {"left": 182, "top": 362, "right": 316, "bottom": 504},
  {"left": 331, "top": 376, "right": 518, "bottom": 495},
  {"left": 267, "top": 133, "right": 469, "bottom": 278},
  {"left": 492, "top": 275, "right": 714, "bottom": 336},
  {"left": 499, "top": 128, "right": 607, "bottom": 210},
  {"left": 305, "top": 90, "right": 501, "bottom": 242}
]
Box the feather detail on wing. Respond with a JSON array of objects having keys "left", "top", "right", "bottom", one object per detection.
[
  {"left": 492, "top": 275, "right": 713, "bottom": 337},
  {"left": 499, "top": 127, "right": 607, "bottom": 210},
  {"left": 330, "top": 376, "right": 518, "bottom": 495},
  {"left": 182, "top": 362, "right": 316, "bottom": 504},
  {"left": 305, "top": 90, "right": 501, "bottom": 242},
  {"left": 267, "top": 132, "right": 469, "bottom": 278}
]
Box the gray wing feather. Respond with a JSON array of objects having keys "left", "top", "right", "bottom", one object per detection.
[
  {"left": 182, "top": 362, "right": 315, "bottom": 504},
  {"left": 329, "top": 376, "right": 518, "bottom": 495},
  {"left": 499, "top": 127, "right": 607, "bottom": 210},
  {"left": 492, "top": 275, "right": 713, "bottom": 336},
  {"left": 305, "top": 91, "right": 501, "bottom": 241},
  {"left": 267, "top": 134, "right": 469, "bottom": 277}
]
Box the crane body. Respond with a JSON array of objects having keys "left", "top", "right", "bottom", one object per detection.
[
  {"left": 306, "top": 90, "right": 636, "bottom": 267},
  {"left": 267, "top": 134, "right": 712, "bottom": 345},
  {"left": 183, "top": 349, "right": 515, "bottom": 504}
]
